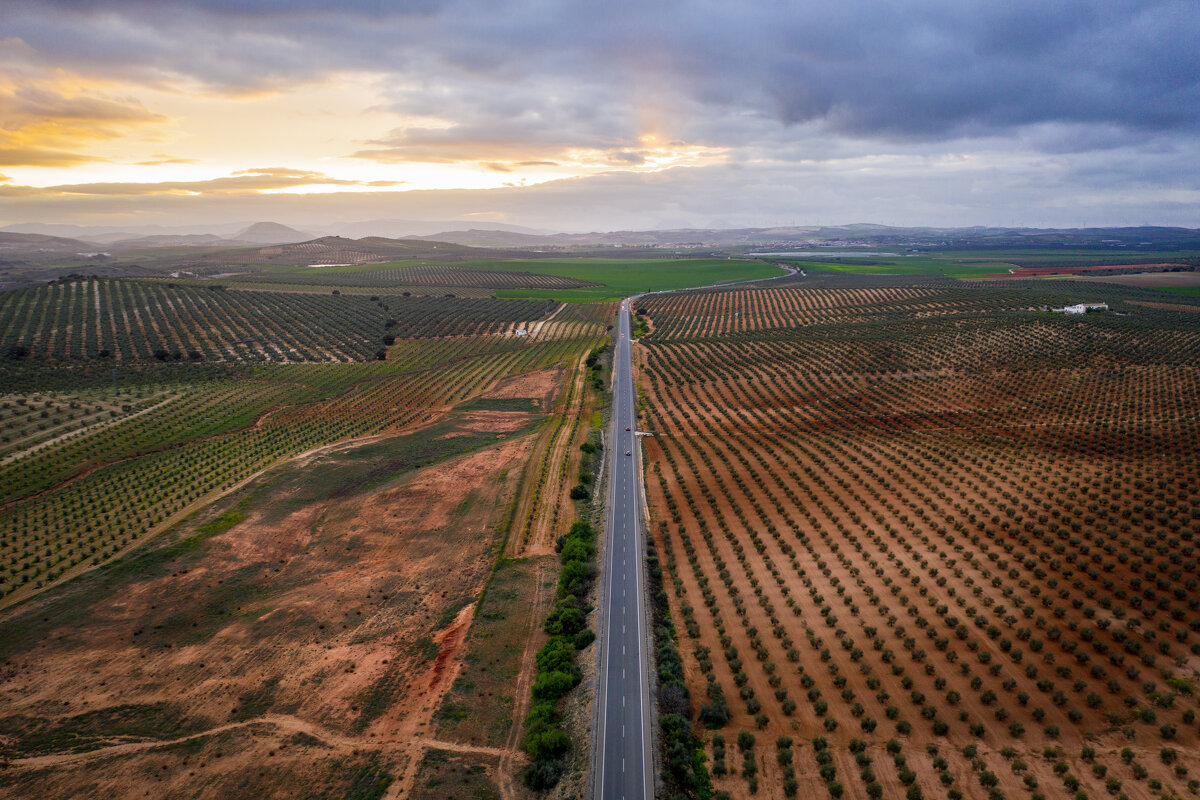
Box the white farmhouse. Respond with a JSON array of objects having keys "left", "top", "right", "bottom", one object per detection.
[{"left": 1060, "top": 303, "right": 1109, "bottom": 315}]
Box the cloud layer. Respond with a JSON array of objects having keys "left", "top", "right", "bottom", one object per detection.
[{"left": 0, "top": 0, "right": 1197, "bottom": 227}]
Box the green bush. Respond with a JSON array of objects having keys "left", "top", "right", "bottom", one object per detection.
[
  {"left": 519, "top": 519, "right": 599, "bottom": 790},
  {"left": 531, "top": 670, "right": 580, "bottom": 702},
  {"left": 522, "top": 728, "right": 571, "bottom": 760}
]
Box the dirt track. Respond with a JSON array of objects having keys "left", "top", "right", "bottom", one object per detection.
[{"left": 0, "top": 427, "right": 534, "bottom": 800}]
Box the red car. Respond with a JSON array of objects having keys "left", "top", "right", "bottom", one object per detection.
[{"left": 625, "top": 426, "right": 631, "bottom": 431}]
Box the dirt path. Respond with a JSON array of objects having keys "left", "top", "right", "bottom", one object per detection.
[
  {"left": 526, "top": 302, "right": 567, "bottom": 339},
  {"left": 509, "top": 349, "right": 592, "bottom": 557},
  {"left": 407, "top": 738, "right": 507, "bottom": 757},
  {"left": 11, "top": 713, "right": 365, "bottom": 770},
  {"left": 0, "top": 394, "right": 179, "bottom": 468},
  {"left": 12, "top": 712, "right": 510, "bottom": 771}
]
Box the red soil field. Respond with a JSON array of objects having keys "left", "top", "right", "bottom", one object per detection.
[
  {"left": 0, "top": 425, "right": 533, "bottom": 799},
  {"left": 637, "top": 285, "right": 1200, "bottom": 800},
  {"left": 983, "top": 265, "right": 1179, "bottom": 279}
]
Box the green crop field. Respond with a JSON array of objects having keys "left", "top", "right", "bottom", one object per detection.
[
  {"left": 218, "top": 256, "right": 785, "bottom": 300},
  {"left": 1160, "top": 286, "right": 1200, "bottom": 298},
  {"left": 773, "top": 257, "right": 1014, "bottom": 278}
]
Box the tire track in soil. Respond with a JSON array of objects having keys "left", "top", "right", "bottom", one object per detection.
[{"left": 11, "top": 713, "right": 366, "bottom": 770}]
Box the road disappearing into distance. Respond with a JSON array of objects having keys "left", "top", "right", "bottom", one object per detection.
[{"left": 594, "top": 298, "right": 652, "bottom": 800}]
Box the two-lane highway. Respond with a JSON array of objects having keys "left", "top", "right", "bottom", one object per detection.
[{"left": 594, "top": 299, "right": 652, "bottom": 800}]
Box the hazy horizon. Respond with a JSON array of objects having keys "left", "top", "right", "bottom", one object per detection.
[{"left": 2, "top": 1, "right": 1198, "bottom": 231}]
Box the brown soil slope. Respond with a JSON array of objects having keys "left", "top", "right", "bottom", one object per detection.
[{"left": 0, "top": 416, "right": 534, "bottom": 799}]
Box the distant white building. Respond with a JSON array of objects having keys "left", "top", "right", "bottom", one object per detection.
[{"left": 1060, "top": 303, "right": 1109, "bottom": 315}]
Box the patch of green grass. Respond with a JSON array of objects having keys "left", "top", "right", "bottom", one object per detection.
[
  {"left": 0, "top": 703, "right": 210, "bottom": 757},
  {"left": 409, "top": 749, "right": 500, "bottom": 800},
  {"left": 1158, "top": 286, "right": 1200, "bottom": 298},
  {"left": 304, "top": 751, "right": 394, "bottom": 800},
  {"left": 353, "top": 662, "right": 406, "bottom": 732},
  {"left": 411, "top": 634, "right": 440, "bottom": 662},
  {"left": 197, "top": 510, "right": 243, "bottom": 537},
  {"left": 437, "top": 595, "right": 476, "bottom": 629},
  {"left": 465, "top": 396, "right": 540, "bottom": 411},
  {"left": 434, "top": 556, "right": 547, "bottom": 747},
  {"left": 931, "top": 247, "right": 1200, "bottom": 266},
  {"left": 275, "top": 413, "right": 542, "bottom": 508}
]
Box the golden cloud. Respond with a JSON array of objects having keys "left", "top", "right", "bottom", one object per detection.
[
  {"left": 0, "top": 78, "right": 166, "bottom": 167},
  {"left": 0, "top": 146, "right": 103, "bottom": 167},
  {"left": 0, "top": 167, "right": 404, "bottom": 197},
  {"left": 134, "top": 154, "right": 198, "bottom": 166}
]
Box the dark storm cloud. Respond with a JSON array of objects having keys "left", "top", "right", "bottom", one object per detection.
[{"left": 4, "top": 0, "right": 1197, "bottom": 145}]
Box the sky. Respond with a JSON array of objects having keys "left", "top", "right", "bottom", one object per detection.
[{"left": 1, "top": 0, "right": 1198, "bottom": 233}]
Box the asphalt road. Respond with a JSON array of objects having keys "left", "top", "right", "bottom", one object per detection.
[{"left": 594, "top": 298, "right": 652, "bottom": 800}]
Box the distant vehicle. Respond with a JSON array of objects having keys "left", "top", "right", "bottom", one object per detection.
[
  {"left": 625, "top": 426, "right": 631, "bottom": 431},
  {"left": 625, "top": 450, "right": 631, "bottom": 456}
]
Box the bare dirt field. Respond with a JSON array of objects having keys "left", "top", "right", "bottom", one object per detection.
[
  {"left": 1068, "top": 272, "right": 1200, "bottom": 288},
  {"left": 481, "top": 366, "right": 562, "bottom": 408},
  {"left": 0, "top": 412, "right": 537, "bottom": 799},
  {"left": 983, "top": 264, "right": 1180, "bottom": 279},
  {"left": 1127, "top": 300, "right": 1200, "bottom": 314},
  {"left": 637, "top": 285, "right": 1200, "bottom": 800}
]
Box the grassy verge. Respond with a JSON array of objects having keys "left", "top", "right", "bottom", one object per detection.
[
  {"left": 434, "top": 556, "right": 547, "bottom": 747},
  {"left": 520, "top": 519, "right": 599, "bottom": 790}
]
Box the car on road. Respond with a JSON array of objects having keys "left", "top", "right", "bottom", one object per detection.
[
  {"left": 625, "top": 426, "right": 631, "bottom": 431},
  {"left": 625, "top": 450, "right": 631, "bottom": 456}
]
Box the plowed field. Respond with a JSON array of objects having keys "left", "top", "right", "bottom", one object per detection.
[{"left": 637, "top": 285, "right": 1200, "bottom": 800}]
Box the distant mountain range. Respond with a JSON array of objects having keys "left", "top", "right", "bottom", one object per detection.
[
  {"left": 0, "top": 219, "right": 545, "bottom": 245},
  {"left": 2, "top": 223, "right": 1197, "bottom": 292},
  {"left": 5, "top": 222, "right": 1200, "bottom": 255},
  {"left": 327, "top": 219, "right": 546, "bottom": 239},
  {"left": 406, "top": 224, "right": 1200, "bottom": 250}
]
